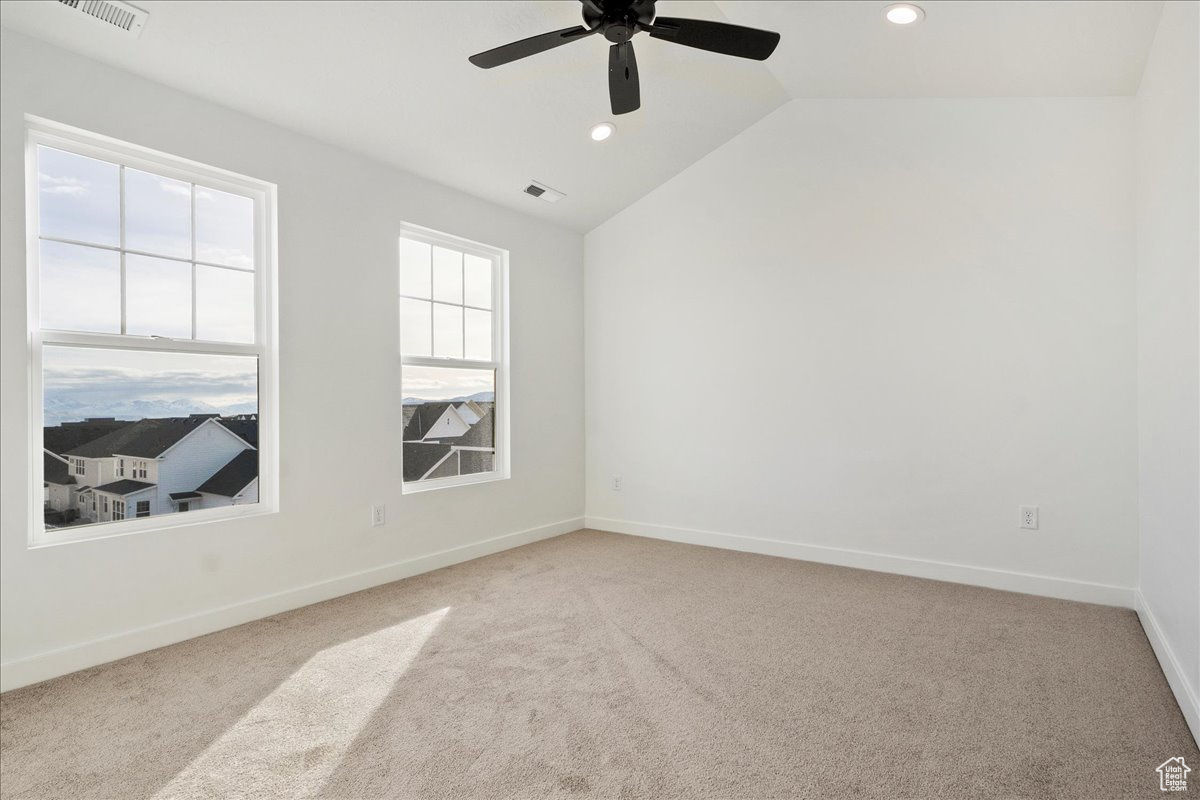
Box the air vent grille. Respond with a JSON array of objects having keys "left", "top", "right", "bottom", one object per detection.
[
  {"left": 57, "top": 0, "right": 148, "bottom": 37},
  {"left": 524, "top": 180, "right": 565, "bottom": 204}
]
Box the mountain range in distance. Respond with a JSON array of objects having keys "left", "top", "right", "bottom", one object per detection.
[
  {"left": 43, "top": 396, "right": 258, "bottom": 427},
  {"left": 402, "top": 391, "right": 495, "bottom": 406}
]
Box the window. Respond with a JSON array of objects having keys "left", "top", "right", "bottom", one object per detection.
[
  {"left": 399, "top": 223, "right": 508, "bottom": 491},
  {"left": 28, "top": 117, "right": 277, "bottom": 545}
]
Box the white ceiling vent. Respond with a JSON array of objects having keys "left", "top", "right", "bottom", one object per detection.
[
  {"left": 524, "top": 180, "right": 565, "bottom": 204},
  {"left": 56, "top": 0, "right": 148, "bottom": 38}
]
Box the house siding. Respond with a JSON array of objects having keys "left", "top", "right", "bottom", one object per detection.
[{"left": 152, "top": 423, "right": 251, "bottom": 515}]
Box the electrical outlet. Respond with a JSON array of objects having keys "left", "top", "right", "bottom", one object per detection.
[
  {"left": 1019, "top": 505, "right": 1039, "bottom": 530},
  {"left": 371, "top": 504, "right": 386, "bottom": 527},
  {"left": 612, "top": 476, "right": 622, "bottom": 491}
]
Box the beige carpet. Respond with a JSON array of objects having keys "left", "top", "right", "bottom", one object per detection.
[{"left": 1, "top": 530, "right": 1196, "bottom": 800}]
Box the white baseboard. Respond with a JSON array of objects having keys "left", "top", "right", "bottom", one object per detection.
[
  {"left": 1136, "top": 591, "right": 1200, "bottom": 746},
  {"left": 584, "top": 516, "right": 1136, "bottom": 608},
  {"left": 0, "top": 517, "right": 583, "bottom": 693}
]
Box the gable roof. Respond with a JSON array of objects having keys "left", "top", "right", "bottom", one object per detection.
[
  {"left": 43, "top": 451, "right": 75, "bottom": 486},
  {"left": 402, "top": 403, "right": 455, "bottom": 442},
  {"left": 441, "top": 410, "right": 494, "bottom": 449},
  {"left": 44, "top": 418, "right": 134, "bottom": 456},
  {"left": 196, "top": 450, "right": 258, "bottom": 497},
  {"left": 64, "top": 416, "right": 218, "bottom": 459},
  {"left": 217, "top": 417, "right": 258, "bottom": 448},
  {"left": 92, "top": 479, "right": 156, "bottom": 496}
]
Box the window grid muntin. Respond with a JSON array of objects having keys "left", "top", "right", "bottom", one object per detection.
[{"left": 36, "top": 145, "right": 257, "bottom": 344}]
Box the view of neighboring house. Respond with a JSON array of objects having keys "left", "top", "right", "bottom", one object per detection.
[
  {"left": 402, "top": 401, "right": 495, "bottom": 482},
  {"left": 44, "top": 415, "right": 259, "bottom": 528}
]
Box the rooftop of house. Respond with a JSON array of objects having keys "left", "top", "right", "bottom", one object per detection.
[
  {"left": 217, "top": 417, "right": 259, "bottom": 448},
  {"left": 43, "top": 452, "right": 75, "bottom": 486},
  {"left": 61, "top": 415, "right": 244, "bottom": 459},
  {"left": 92, "top": 479, "right": 156, "bottom": 496},
  {"left": 402, "top": 403, "right": 456, "bottom": 442},
  {"left": 402, "top": 442, "right": 452, "bottom": 482},
  {"left": 196, "top": 450, "right": 258, "bottom": 497},
  {"left": 441, "top": 410, "right": 494, "bottom": 449},
  {"left": 44, "top": 419, "right": 134, "bottom": 456}
]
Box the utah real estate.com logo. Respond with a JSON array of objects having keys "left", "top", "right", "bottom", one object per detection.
[{"left": 1157, "top": 757, "right": 1191, "bottom": 792}]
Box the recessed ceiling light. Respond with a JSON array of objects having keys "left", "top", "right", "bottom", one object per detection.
[
  {"left": 590, "top": 122, "right": 616, "bottom": 142},
  {"left": 884, "top": 3, "right": 925, "bottom": 24}
]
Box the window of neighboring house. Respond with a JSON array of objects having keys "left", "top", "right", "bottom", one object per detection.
[
  {"left": 28, "top": 117, "right": 277, "bottom": 546},
  {"left": 135, "top": 500, "right": 150, "bottom": 517},
  {"left": 100, "top": 496, "right": 108, "bottom": 514},
  {"left": 178, "top": 501, "right": 190, "bottom": 513},
  {"left": 112, "top": 500, "right": 124, "bottom": 520},
  {"left": 398, "top": 224, "right": 508, "bottom": 492}
]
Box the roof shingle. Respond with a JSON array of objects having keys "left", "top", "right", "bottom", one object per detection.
[
  {"left": 196, "top": 450, "right": 258, "bottom": 497},
  {"left": 64, "top": 416, "right": 214, "bottom": 459},
  {"left": 93, "top": 479, "right": 156, "bottom": 496}
]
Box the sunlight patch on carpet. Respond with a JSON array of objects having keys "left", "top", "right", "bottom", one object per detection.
[{"left": 152, "top": 607, "right": 450, "bottom": 799}]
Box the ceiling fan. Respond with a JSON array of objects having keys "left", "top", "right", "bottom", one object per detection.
[{"left": 468, "top": 0, "right": 781, "bottom": 115}]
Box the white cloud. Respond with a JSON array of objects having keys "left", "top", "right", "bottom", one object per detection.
[{"left": 39, "top": 172, "right": 88, "bottom": 196}]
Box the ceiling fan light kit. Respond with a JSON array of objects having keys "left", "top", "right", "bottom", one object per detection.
[{"left": 468, "top": 0, "right": 782, "bottom": 116}]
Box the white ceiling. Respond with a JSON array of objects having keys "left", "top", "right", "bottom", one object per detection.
[
  {"left": 0, "top": 1, "right": 1164, "bottom": 232},
  {"left": 716, "top": 0, "right": 1164, "bottom": 99}
]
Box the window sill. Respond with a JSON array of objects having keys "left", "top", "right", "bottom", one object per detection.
[
  {"left": 30, "top": 503, "right": 278, "bottom": 549},
  {"left": 401, "top": 470, "right": 510, "bottom": 495}
]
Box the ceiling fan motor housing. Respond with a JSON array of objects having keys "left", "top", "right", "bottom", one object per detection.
[{"left": 583, "top": 0, "right": 657, "bottom": 43}]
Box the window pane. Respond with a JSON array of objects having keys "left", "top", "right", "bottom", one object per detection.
[
  {"left": 125, "top": 254, "right": 192, "bottom": 338},
  {"left": 124, "top": 168, "right": 191, "bottom": 259},
  {"left": 401, "top": 366, "right": 495, "bottom": 483},
  {"left": 196, "top": 266, "right": 254, "bottom": 343},
  {"left": 195, "top": 187, "right": 254, "bottom": 268},
  {"left": 41, "top": 346, "right": 259, "bottom": 533},
  {"left": 432, "top": 246, "right": 462, "bottom": 304},
  {"left": 464, "top": 254, "right": 492, "bottom": 309},
  {"left": 39, "top": 241, "right": 120, "bottom": 333},
  {"left": 433, "top": 303, "right": 463, "bottom": 359},
  {"left": 399, "top": 238, "right": 431, "bottom": 298},
  {"left": 464, "top": 308, "right": 492, "bottom": 361},
  {"left": 38, "top": 146, "right": 120, "bottom": 247},
  {"left": 399, "top": 298, "right": 432, "bottom": 356}
]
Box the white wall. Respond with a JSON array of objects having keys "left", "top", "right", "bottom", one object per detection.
[
  {"left": 585, "top": 97, "right": 1138, "bottom": 603},
  {"left": 0, "top": 29, "right": 584, "bottom": 689},
  {"left": 1134, "top": 0, "right": 1200, "bottom": 740}
]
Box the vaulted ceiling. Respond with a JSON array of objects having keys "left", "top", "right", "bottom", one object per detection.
[{"left": 0, "top": 1, "right": 1164, "bottom": 232}]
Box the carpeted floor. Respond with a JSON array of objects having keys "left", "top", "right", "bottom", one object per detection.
[{"left": 1, "top": 530, "right": 1196, "bottom": 800}]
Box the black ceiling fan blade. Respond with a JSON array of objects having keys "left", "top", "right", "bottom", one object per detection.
[
  {"left": 469, "top": 25, "right": 596, "bottom": 69},
  {"left": 646, "top": 17, "right": 781, "bottom": 61},
  {"left": 608, "top": 41, "right": 640, "bottom": 115}
]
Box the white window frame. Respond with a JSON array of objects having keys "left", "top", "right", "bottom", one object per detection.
[
  {"left": 398, "top": 222, "right": 510, "bottom": 493},
  {"left": 25, "top": 116, "right": 279, "bottom": 547}
]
